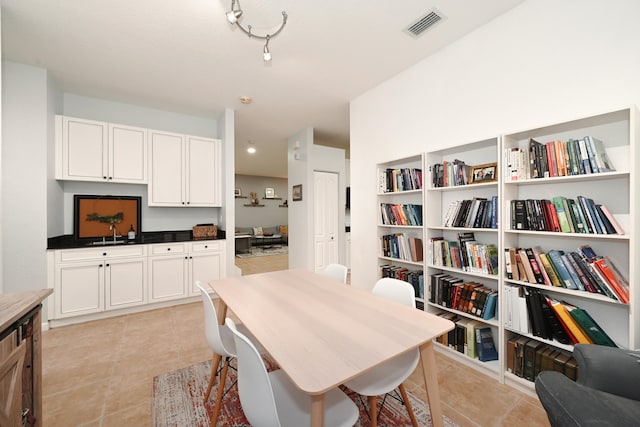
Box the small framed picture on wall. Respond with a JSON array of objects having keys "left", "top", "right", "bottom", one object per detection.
[
  {"left": 265, "top": 187, "right": 275, "bottom": 198},
  {"left": 292, "top": 184, "right": 303, "bottom": 201}
]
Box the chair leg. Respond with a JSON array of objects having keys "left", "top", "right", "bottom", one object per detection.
[
  {"left": 204, "top": 353, "right": 222, "bottom": 403},
  {"left": 399, "top": 383, "right": 419, "bottom": 427},
  {"left": 210, "top": 356, "right": 231, "bottom": 427},
  {"left": 368, "top": 395, "right": 378, "bottom": 427}
]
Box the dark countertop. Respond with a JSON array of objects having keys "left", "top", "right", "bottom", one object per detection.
[{"left": 47, "top": 229, "right": 226, "bottom": 250}]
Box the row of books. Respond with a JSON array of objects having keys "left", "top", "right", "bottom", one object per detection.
[
  {"left": 380, "top": 203, "right": 423, "bottom": 226},
  {"left": 430, "top": 159, "right": 471, "bottom": 187},
  {"left": 435, "top": 312, "right": 498, "bottom": 362},
  {"left": 505, "top": 245, "right": 629, "bottom": 303},
  {"left": 442, "top": 196, "right": 498, "bottom": 229},
  {"left": 428, "top": 233, "right": 499, "bottom": 275},
  {"left": 504, "top": 286, "right": 617, "bottom": 347},
  {"left": 505, "top": 136, "right": 615, "bottom": 181},
  {"left": 507, "top": 336, "right": 576, "bottom": 383},
  {"left": 378, "top": 167, "right": 423, "bottom": 193},
  {"left": 380, "top": 234, "right": 423, "bottom": 262},
  {"left": 428, "top": 273, "right": 497, "bottom": 320},
  {"left": 380, "top": 265, "right": 424, "bottom": 299},
  {"left": 510, "top": 196, "right": 624, "bottom": 235}
]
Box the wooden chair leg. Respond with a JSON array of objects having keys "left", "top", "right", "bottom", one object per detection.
[
  {"left": 210, "top": 357, "right": 230, "bottom": 427},
  {"left": 204, "top": 353, "right": 222, "bottom": 403},
  {"left": 399, "top": 383, "right": 419, "bottom": 427},
  {"left": 368, "top": 395, "right": 378, "bottom": 427}
]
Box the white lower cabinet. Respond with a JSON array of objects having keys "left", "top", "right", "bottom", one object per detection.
[
  {"left": 50, "top": 239, "right": 225, "bottom": 321},
  {"left": 188, "top": 240, "right": 226, "bottom": 296},
  {"left": 53, "top": 245, "right": 147, "bottom": 318},
  {"left": 148, "top": 243, "right": 189, "bottom": 302}
]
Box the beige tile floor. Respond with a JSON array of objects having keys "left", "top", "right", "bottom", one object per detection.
[{"left": 41, "top": 253, "right": 550, "bottom": 426}]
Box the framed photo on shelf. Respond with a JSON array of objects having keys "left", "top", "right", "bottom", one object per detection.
[
  {"left": 292, "top": 184, "right": 303, "bottom": 201},
  {"left": 470, "top": 162, "right": 498, "bottom": 183},
  {"left": 234, "top": 188, "right": 242, "bottom": 196},
  {"left": 265, "top": 187, "right": 275, "bottom": 198}
]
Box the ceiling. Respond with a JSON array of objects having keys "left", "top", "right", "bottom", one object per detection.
[{"left": 0, "top": 0, "right": 523, "bottom": 178}]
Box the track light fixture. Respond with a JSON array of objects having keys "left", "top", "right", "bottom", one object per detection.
[{"left": 226, "top": 0, "right": 287, "bottom": 62}]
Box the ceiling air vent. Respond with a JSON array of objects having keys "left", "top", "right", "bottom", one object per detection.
[{"left": 405, "top": 9, "right": 446, "bottom": 38}]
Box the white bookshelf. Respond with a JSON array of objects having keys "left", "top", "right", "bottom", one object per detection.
[
  {"left": 500, "top": 106, "right": 638, "bottom": 391},
  {"left": 376, "top": 154, "right": 425, "bottom": 305},
  {"left": 424, "top": 137, "right": 502, "bottom": 381}
]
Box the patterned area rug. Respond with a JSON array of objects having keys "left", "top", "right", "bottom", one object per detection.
[
  {"left": 235, "top": 245, "right": 288, "bottom": 258},
  {"left": 153, "top": 358, "right": 460, "bottom": 427}
]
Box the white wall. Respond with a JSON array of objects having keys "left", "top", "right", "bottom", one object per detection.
[
  {"left": 350, "top": 0, "right": 640, "bottom": 290},
  {"left": 234, "top": 175, "right": 288, "bottom": 228},
  {"left": 287, "top": 128, "right": 314, "bottom": 269},
  {"left": 2, "top": 62, "right": 50, "bottom": 293}
]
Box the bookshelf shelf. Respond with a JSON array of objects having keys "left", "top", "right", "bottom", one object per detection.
[
  {"left": 376, "top": 155, "right": 425, "bottom": 309},
  {"left": 372, "top": 106, "right": 637, "bottom": 393},
  {"left": 424, "top": 136, "right": 501, "bottom": 382},
  {"left": 499, "top": 106, "right": 638, "bottom": 389}
]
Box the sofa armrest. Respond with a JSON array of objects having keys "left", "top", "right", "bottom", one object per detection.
[
  {"left": 535, "top": 371, "right": 640, "bottom": 427},
  {"left": 574, "top": 344, "right": 640, "bottom": 401}
]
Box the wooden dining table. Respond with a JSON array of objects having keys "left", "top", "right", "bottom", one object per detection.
[{"left": 208, "top": 268, "right": 455, "bottom": 427}]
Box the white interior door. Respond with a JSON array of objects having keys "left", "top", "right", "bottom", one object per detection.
[{"left": 314, "top": 171, "right": 339, "bottom": 272}]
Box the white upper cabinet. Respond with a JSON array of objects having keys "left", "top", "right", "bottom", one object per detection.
[
  {"left": 55, "top": 115, "right": 147, "bottom": 184},
  {"left": 148, "top": 130, "right": 221, "bottom": 207}
]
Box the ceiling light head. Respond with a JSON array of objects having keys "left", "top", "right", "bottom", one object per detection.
[
  {"left": 239, "top": 96, "right": 252, "bottom": 105},
  {"left": 225, "top": 1, "right": 287, "bottom": 62},
  {"left": 226, "top": 0, "right": 243, "bottom": 24},
  {"left": 247, "top": 141, "right": 256, "bottom": 154},
  {"left": 263, "top": 38, "right": 272, "bottom": 62}
]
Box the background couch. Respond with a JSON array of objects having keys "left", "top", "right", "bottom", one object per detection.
[{"left": 236, "top": 225, "right": 288, "bottom": 246}]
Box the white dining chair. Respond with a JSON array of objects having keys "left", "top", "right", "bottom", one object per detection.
[
  {"left": 227, "top": 317, "right": 359, "bottom": 427},
  {"left": 344, "top": 277, "right": 420, "bottom": 427},
  {"left": 196, "top": 281, "right": 243, "bottom": 427},
  {"left": 322, "top": 263, "right": 348, "bottom": 283}
]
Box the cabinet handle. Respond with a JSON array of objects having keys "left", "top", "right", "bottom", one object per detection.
[
  {"left": 185, "top": 256, "right": 188, "bottom": 259},
  {"left": 106, "top": 263, "right": 110, "bottom": 267},
  {"left": 204, "top": 245, "right": 208, "bottom": 248},
  {"left": 103, "top": 176, "right": 107, "bottom": 180},
  {"left": 167, "top": 248, "right": 171, "bottom": 251},
  {"left": 103, "top": 253, "right": 107, "bottom": 256},
  {"left": 99, "top": 264, "right": 103, "bottom": 268}
]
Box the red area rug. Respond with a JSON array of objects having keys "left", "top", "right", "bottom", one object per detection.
[{"left": 152, "top": 358, "right": 459, "bottom": 426}]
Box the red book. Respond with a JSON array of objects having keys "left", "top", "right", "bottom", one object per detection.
[
  {"left": 543, "top": 200, "right": 561, "bottom": 232},
  {"left": 593, "top": 258, "right": 629, "bottom": 304}
]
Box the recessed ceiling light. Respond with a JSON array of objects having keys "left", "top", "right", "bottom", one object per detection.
[
  {"left": 247, "top": 146, "right": 256, "bottom": 154},
  {"left": 240, "top": 96, "right": 252, "bottom": 104}
]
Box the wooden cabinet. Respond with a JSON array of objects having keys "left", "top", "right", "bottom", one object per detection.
[
  {"left": 0, "top": 290, "right": 52, "bottom": 427},
  {"left": 148, "top": 131, "right": 222, "bottom": 207},
  {"left": 52, "top": 246, "right": 147, "bottom": 318},
  {"left": 55, "top": 116, "right": 147, "bottom": 184}
]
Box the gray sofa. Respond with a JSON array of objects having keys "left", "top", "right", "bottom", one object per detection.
[{"left": 236, "top": 226, "right": 288, "bottom": 247}]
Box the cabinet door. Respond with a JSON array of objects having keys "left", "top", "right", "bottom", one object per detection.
[
  {"left": 105, "top": 258, "right": 147, "bottom": 309},
  {"left": 109, "top": 124, "right": 147, "bottom": 183},
  {"left": 55, "top": 261, "right": 104, "bottom": 317},
  {"left": 189, "top": 253, "right": 223, "bottom": 296},
  {"left": 0, "top": 332, "right": 25, "bottom": 427},
  {"left": 186, "top": 136, "right": 222, "bottom": 207},
  {"left": 148, "top": 130, "right": 185, "bottom": 206},
  {"left": 148, "top": 255, "right": 188, "bottom": 301},
  {"left": 62, "top": 117, "right": 108, "bottom": 181}
]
